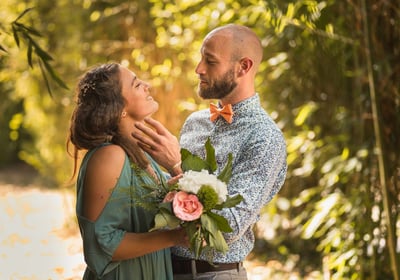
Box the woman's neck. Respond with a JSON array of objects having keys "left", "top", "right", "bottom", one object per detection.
[{"left": 119, "top": 117, "right": 143, "bottom": 141}]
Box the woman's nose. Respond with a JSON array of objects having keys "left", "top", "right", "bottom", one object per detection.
[{"left": 143, "top": 82, "right": 151, "bottom": 90}]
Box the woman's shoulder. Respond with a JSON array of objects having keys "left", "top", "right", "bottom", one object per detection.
[
  {"left": 87, "top": 144, "right": 128, "bottom": 179},
  {"left": 91, "top": 143, "right": 125, "bottom": 159},
  {"left": 80, "top": 144, "right": 129, "bottom": 221}
]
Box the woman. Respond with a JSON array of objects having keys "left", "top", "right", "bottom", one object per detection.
[{"left": 68, "top": 63, "right": 185, "bottom": 279}]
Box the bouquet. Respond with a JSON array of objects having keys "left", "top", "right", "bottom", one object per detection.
[{"left": 137, "top": 138, "right": 243, "bottom": 261}]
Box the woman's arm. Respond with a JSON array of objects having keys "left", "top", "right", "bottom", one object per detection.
[
  {"left": 83, "top": 144, "right": 187, "bottom": 261},
  {"left": 83, "top": 144, "right": 124, "bottom": 221},
  {"left": 112, "top": 228, "right": 186, "bottom": 261}
]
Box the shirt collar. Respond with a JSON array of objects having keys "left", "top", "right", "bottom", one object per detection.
[{"left": 231, "top": 94, "right": 260, "bottom": 114}]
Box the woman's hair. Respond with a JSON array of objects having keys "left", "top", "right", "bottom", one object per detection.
[{"left": 67, "top": 62, "right": 148, "bottom": 179}]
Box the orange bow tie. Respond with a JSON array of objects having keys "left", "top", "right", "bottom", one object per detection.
[{"left": 210, "top": 103, "right": 234, "bottom": 123}]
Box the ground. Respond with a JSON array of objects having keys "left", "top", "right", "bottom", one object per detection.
[
  {"left": 0, "top": 164, "right": 319, "bottom": 280},
  {"left": 0, "top": 164, "right": 84, "bottom": 279}
]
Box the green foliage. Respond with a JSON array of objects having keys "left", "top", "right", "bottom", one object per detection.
[
  {"left": 201, "top": 212, "right": 229, "bottom": 251},
  {"left": 5, "top": 7, "right": 68, "bottom": 95},
  {"left": 217, "top": 153, "right": 233, "bottom": 184},
  {"left": 204, "top": 138, "right": 217, "bottom": 172},
  {"left": 214, "top": 193, "right": 244, "bottom": 211},
  {"left": 0, "top": 1, "right": 78, "bottom": 184},
  {"left": 181, "top": 137, "right": 231, "bottom": 175},
  {"left": 197, "top": 185, "right": 219, "bottom": 211},
  {"left": 151, "top": 206, "right": 181, "bottom": 232},
  {"left": 181, "top": 148, "right": 209, "bottom": 172}
]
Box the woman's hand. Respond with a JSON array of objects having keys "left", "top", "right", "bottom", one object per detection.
[
  {"left": 173, "top": 227, "right": 190, "bottom": 248},
  {"left": 167, "top": 173, "right": 183, "bottom": 187}
]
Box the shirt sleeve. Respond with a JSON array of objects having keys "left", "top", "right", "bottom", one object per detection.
[{"left": 220, "top": 125, "right": 287, "bottom": 244}]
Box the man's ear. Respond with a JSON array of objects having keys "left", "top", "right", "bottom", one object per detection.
[{"left": 238, "top": 57, "right": 253, "bottom": 76}]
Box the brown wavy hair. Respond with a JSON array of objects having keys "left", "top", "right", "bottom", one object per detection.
[{"left": 67, "top": 63, "right": 148, "bottom": 179}]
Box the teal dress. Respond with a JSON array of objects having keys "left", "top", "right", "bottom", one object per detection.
[{"left": 76, "top": 145, "right": 173, "bottom": 279}]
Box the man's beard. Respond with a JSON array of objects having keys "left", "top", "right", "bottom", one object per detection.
[{"left": 198, "top": 68, "right": 237, "bottom": 100}]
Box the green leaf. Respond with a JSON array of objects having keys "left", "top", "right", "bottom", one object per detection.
[
  {"left": 12, "top": 25, "right": 20, "bottom": 47},
  {"left": 208, "top": 228, "right": 228, "bottom": 253},
  {"left": 27, "top": 41, "right": 33, "bottom": 68},
  {"left": 27, "top": 35, "right": 53, "bottom": 61},
  {"left": 14, "top": 7, "right": 34, "bottom": 22},
  {"left": 158, "top": 202, "right": 173, "bottom": 213},
  {"left": 217, "top": 153, "right": 233, "bottom": 183},
  {"left": 17, "top": 22, "right": 42, "bottom": 37},
  {"left": 203, "top": 211, "right": 233, "bottom": 233},
  {"left": 150, "top": 209, "right": 180, "bottom": 231},
  {"left": 181, "top": 148, "right": 208, "bottom": 172},
  {"left": 0, "top": 44, "right": 7, "bottom": 53},
  {"left": 41, "top": 59, "right": 69, "bottom": 89},
  {"left": 294, "top": 102, "right": 318, "bottom": 126},
  {"left": 201, "top": 213, "right": 219, "bottom": 233},
  {"left": 214, "top": 194, "right": 243, "bottom": 210},
  {"left": 201, "top": 213, "right": 229, "bottom": 253},
  {"left": 150, "top": 213, "right": 169, "bottom": 231},
  {"left": 38, "top": 60, "right": 52, "bottom": 97},
  {"left": 184, "top": 222, "right": 203, "bottom": 258},
  {"left": 204, "top": 138, "right": 217, "bottom": 172},
  {"left": 192, "top": 230, "right": 203, "bottom": 258},
  {"left": 184, "top": 221, "right": 198, "bottom": 238},
  {"left": 180, "top": 138, "right": 219, "bottom": 173}
]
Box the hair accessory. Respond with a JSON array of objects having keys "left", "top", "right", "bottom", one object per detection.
[
  {"left": 81, "top": 81, "right": 96, "bottom": 95},
  {"left": 105, "top": 135, "right": 113, "bottom": 142}
]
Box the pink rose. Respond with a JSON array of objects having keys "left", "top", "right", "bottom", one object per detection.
[
  {"left": 172, "top": 191, "right": 203, "bottom": 221},
  {"left": 163, "top": 191, "right": 177, "bottom": 203}
]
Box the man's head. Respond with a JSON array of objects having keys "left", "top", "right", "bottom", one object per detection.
[{"left": 195, "top": 24, "right": 263, "bottom": 104}]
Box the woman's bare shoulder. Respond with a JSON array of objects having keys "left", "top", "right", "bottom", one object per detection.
[{"left": 82, "top": 144, "right": 127, "bottom": 221}]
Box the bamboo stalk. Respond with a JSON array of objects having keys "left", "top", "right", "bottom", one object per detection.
[{"left": 360, "top": 1, "right": 400, "bottom": 279}]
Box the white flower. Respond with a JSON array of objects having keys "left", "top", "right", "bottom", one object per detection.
[{"left": 177, "top": 169, "right": 228, "bottom": 203}]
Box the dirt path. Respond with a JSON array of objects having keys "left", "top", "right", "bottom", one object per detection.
[{"left": 0, "top": 184, "right": 84, "bottom": 279}]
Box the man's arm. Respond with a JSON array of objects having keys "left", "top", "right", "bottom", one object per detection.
[{"left": 221, "top": 130, "right": 287, "bottom": 243}]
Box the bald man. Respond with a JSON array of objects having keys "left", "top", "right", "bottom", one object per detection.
[{"left": 133, "top": 24, "right": 287, "bottom": 279}]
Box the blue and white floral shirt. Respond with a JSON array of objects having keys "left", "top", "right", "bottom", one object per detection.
[{"left": 172, "top": 94, "right": 287, "bottom": 263}]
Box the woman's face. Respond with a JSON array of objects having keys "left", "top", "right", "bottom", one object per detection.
[{"left": 120, "top": 66, "right": 158, "bottom": 121}]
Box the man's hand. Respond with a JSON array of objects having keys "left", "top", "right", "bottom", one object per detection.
[{"left": 132, "top": 117, "right": 182, "bottom": 174}]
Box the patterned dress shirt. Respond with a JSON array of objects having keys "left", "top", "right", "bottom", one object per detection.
[{"left": 172, "top": 94, "right": 287, "bottom": 263}]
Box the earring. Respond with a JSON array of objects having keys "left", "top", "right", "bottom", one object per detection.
[{"left": 121, "top": 111, "right": 127, "bottom": 117}]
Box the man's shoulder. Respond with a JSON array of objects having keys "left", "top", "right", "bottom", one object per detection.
[
  {"left": 239, "top": 113, "right": 285, "bottom": 147},
  {"left": 182, "top": 109, "right": 210, "bottom": 128},
  {"left": 186, "top": 108, "right": 209, "bottom": 120},
  {"left": 241, "top": 109, "right": 281, "bottom": 131}
]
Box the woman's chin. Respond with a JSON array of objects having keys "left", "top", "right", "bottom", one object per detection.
[{"left": 152, "top": 102, "right": 159, "bottom": 113}]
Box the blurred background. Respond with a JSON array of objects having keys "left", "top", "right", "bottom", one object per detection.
[{"left": 0, "top": 0, "right": 399, "bottom": 279}]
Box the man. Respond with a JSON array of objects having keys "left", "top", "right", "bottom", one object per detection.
[{"left": 133, "top": 24, "right": 287, "bottom": 280}]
